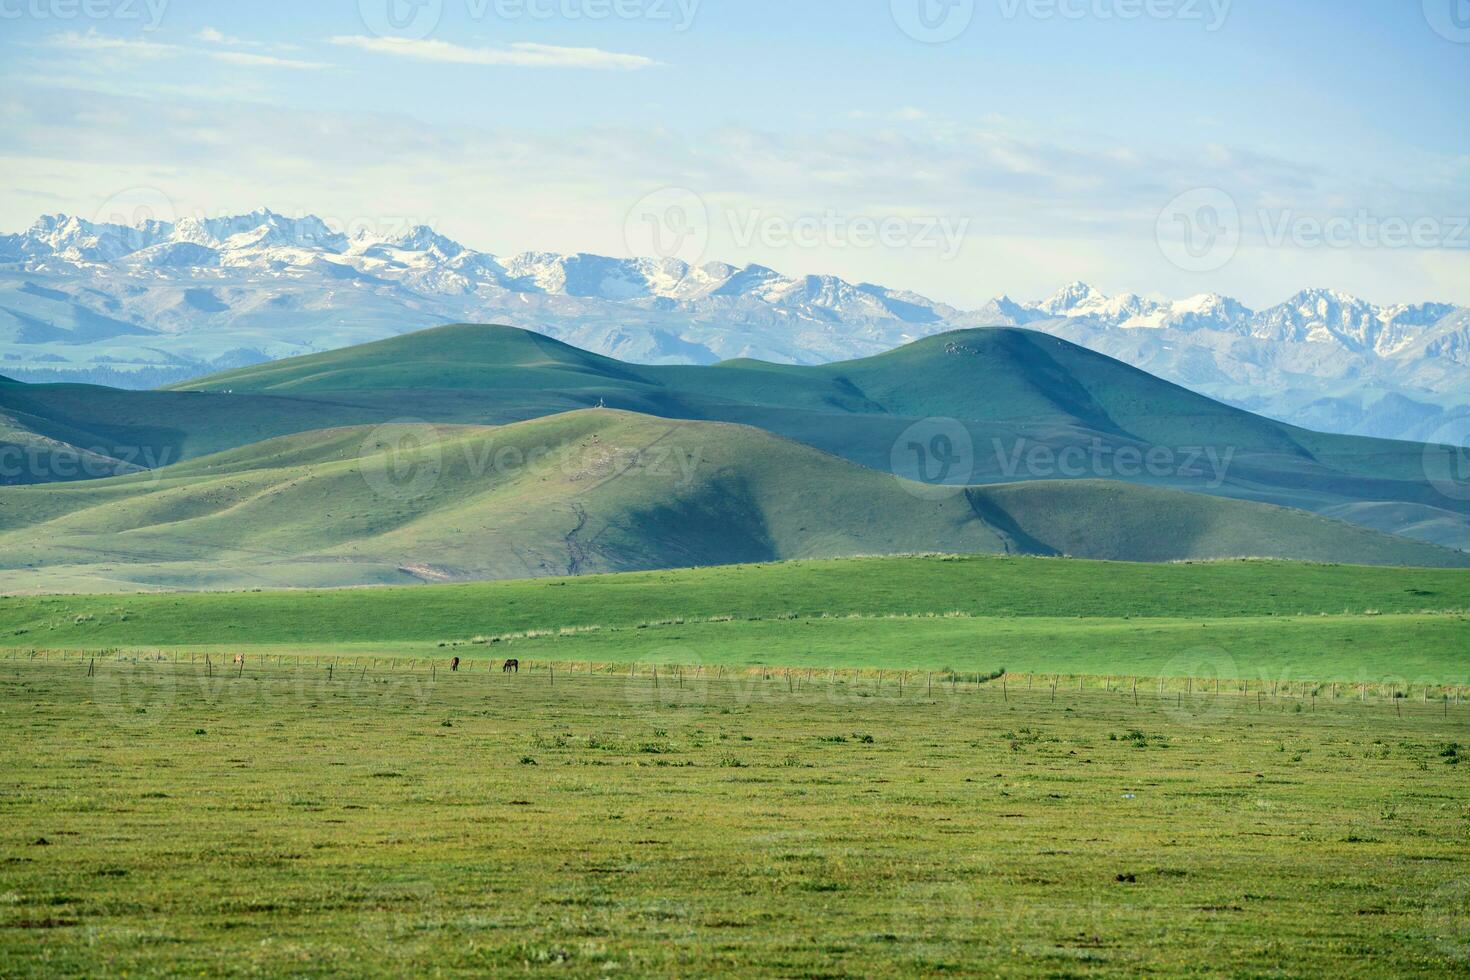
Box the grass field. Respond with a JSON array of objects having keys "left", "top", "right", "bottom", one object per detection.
[
  {"left": 4, "top": 556, "right": 1469, "bottom": 686},
  {"left": 5, "top": 557, "right": 1469, "bottom": 975},
  {"left": 2, "top": 655, "right": 1468, "bottom": 976}
]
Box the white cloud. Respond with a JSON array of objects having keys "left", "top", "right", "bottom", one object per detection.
[
  {"left": 196, "top": 27, "right": 306, "bottom": 54},
  {"left": 209, "top": 50, "right": 329, "bottom": 70},
  {"left": 326, "top": 35, "right": 658, "bottom": 71},
  {"left": 1, "top": 84, "right": 1464, "bottom": 309},
  {"left": 47, "top": 31, "right": 174, "bottom": 58},
  {"left": 45, "top": 30, "right": 328, "bottom": 70}
]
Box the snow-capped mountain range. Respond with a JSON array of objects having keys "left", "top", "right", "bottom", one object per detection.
[
  {"left": 987, "top": 281, "right": 1457, "bottom": 357},
  {"left": 2, "top": 210, "right": 1467, "bottom": 442}
]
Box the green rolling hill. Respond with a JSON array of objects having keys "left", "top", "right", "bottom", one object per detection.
[
  {"left": 0, "top": 378, "right": 398, "bottom": 484},
  {"left": 1, "top": 323, "right": 1461, "bottom": 551},
  {"left": 0, "top": 410, "right": 1463, "bottom": 594}
]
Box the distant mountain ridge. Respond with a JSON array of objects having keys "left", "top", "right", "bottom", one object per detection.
[
  {"left": 2, "top": 209, "right": 1467, "bottom": 442},
  {"left": 982, "top": 281, "right": 1457, "bottom": 357}
]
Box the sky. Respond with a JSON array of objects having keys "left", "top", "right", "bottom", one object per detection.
[{"left": 0, "top": 0, "right": 1467, "bottom": 309}]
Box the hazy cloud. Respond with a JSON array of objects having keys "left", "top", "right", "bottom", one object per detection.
[
  {"left": 0, "top": 84, "right": 1464, "bottom": 307},
  {"left": 46, "top": 30, "right": 329, "bottom": 70},
  {"left": 327, "top": 35, "right": 659, "bottom": 71}
]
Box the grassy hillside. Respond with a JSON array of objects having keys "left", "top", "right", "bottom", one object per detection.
[
  {"left": 1, "top": 409, "right": 148, "bottom": 486},
  {"left": 964, "top": 480, "right": 1459, "bottom": 564},
  {"left": 170, "top": 323, "right": 653, "bottom": 394},
  {"left": 151, "top": 325, "right": 1470, "bottom": 547},
  {"left": 9, "top": 323, "right": 1469, "bottom": 550},
  {"left": 4, "top": 554, "right": 1469, "bottom": 682},
  {"left": 170, "top": 323, "right": 1416, "bottom": 469},
  {"left": 154, "top": 326, "right": 1318, "bottom": 454},
  {"left": 0, "top": 412, "right": 998, "bottom": 591},
  {"left": 0, "top": 380, "right": 399, "bottom": 484},
  {"left": 1, "top": 411, "right": 1463, "bottom": 593}
]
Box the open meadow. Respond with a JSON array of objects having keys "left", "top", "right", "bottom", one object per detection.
[
  {"left": 2, "top": 652, "right": 1469, "bottom": 976},
  {"left": 4, "top": 555, "right": 1469, "bottom": 976},
  {"left": 3, "top": 556, "right": 1469, "bottom": 691}
]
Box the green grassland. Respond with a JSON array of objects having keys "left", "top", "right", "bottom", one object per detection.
[
  {"left": 0, "top": 412, "right": 1463, "bottom": 594},
  {"left": 437, "top": 613, "right": 1470, "bottom": 687},
  {"left": 2, "top": 655, "right": 1468, "bottom": 976},
  {"left": 4, "top": 556, "right": 1468, "bottom": 685},
  {"left": 6, "top": 324, "right": 1468, "bottom": 552}
]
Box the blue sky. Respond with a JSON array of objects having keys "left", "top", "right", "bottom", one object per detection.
[{"left": 1, "top": 0, "right": 1466, "bottom": 307}]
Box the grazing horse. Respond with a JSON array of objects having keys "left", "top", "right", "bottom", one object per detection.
[
  {"left": 233, "top": 654, "right": 244, "bottom": 667},
  {"left": 451, "top": 657, "right": 461, "bottom": 672},
  {"left": 503, "top": 659, "right": 520, "bottom": 673}
]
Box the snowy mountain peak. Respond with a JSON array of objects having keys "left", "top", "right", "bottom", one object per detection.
[
  {"left": 26, "top": 212, "right": 172, "bottom": 262},
  {"left": 377, "top": 225, "right": 465, "bottom": 258},
  {"left": 1038, "top": 281, "right": 1105, "bottom": 314},
  {"left": 220, "top": 212, "right": 348, "bottom": 253},
  {"left": 1284, "top": 287, "right": 1372, "bottom": 313},
  {"left": 1173, "top": 292, "right": 1234, "bottom": 313}
]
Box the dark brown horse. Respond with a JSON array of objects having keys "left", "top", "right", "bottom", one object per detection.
[
  {"left": 503, "top": 659, "right": 520, "bottom": 673},
  {"left": 451, "top": 657, "right": 461, "bottom": 672}
]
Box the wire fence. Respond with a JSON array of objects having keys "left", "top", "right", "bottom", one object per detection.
[{"left": 7, "top": 647, "right": 1469, "bottom": 717}]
